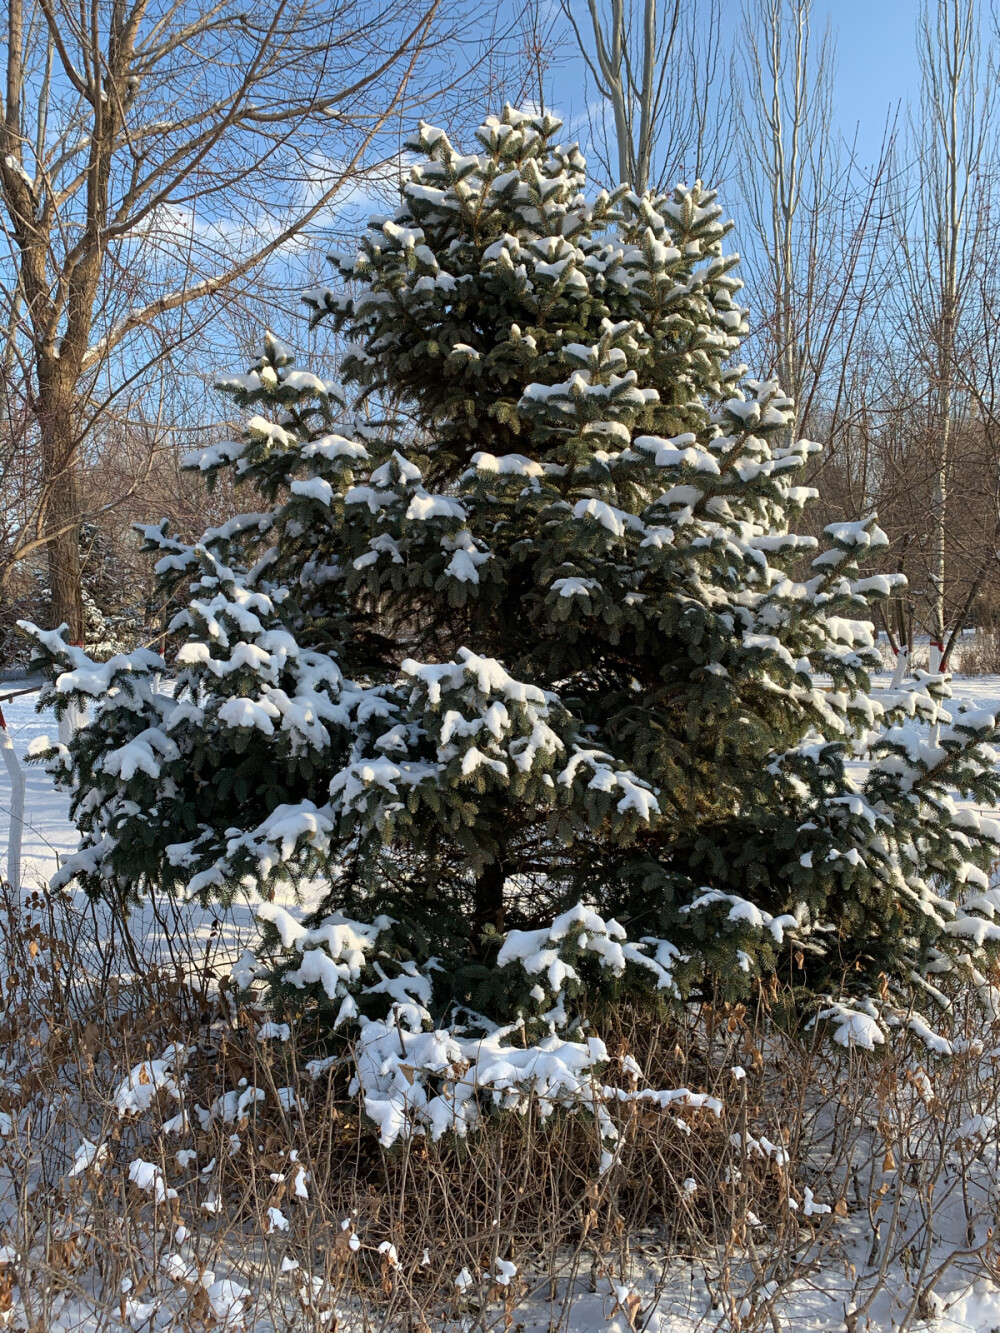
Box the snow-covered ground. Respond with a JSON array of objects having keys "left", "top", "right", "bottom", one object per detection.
[
  {"left": 0, "top": 680, "right": 263, "bottom": 978},
  {"left": 0, "top": 681, "right": 75, "bottom": 885}
]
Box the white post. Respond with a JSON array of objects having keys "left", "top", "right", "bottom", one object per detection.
[
  {"left": 0, "top": 706, "right": 25, "bottom": 894},
  {"left": 890, "top": 644, "right": 909, "bottom": 689}
]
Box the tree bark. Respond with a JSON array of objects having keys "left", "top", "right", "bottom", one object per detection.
[
  {"left": 473, "top": 856, "right": 507, "bottom": 943},
  {"left": 37, "top": 381, "right": 84, "bottom": 642},
  {"left": 45, "top": 471, "right": 83, "bottom": 642}
]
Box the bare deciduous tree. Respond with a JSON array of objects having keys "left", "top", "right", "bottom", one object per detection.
[
  {"left": 737, "top": 0, "right": 843, "bottom": 428},
  {"left": 561, "top": 0, "right": 731, "bottom": 193},
  {"left": 0, "top": 0, "right": 491, "bottom": 641},
  {"left": 904, "top": 0, "right": 992, "bottom": 667}
]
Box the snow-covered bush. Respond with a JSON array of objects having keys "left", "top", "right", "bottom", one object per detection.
[
  {"left": 247, "top": 900, "right": 711, "bottom": 1165},
  {"left": 3, "top": 891, "right": 999, "bottom": 1333}
]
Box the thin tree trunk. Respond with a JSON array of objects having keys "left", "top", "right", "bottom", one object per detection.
[
  {"left": 37, "top": 388, "right": 84, "bottom": 642},
  {"left": 915, "top": 0, "right": 985, "bottom": 669},
  {"left": 930, "top": 382, "right": 952, "bottom": 670},
  {"left": 473, "top": 856, "right": 507, "bottom": 943}
]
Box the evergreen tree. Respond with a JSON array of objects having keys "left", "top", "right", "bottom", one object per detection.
[{"left": 23, "top": 107, "right": 1000, "bottom": 1029}]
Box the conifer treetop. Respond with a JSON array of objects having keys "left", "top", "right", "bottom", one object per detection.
[{"left": 304, "top": 104, "right": 747, "bottom": 459}]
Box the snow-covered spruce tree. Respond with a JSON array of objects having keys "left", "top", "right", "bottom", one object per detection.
[{"left": 22, "top": 107, "right": 1000, "bottom": 1032}]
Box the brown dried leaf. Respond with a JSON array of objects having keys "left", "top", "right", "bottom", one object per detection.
[{"left": 624, "top": 1290, "right": 642, "bottom": 1328}]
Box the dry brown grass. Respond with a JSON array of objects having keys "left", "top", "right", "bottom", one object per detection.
[{"left": 1, "top": 878, "right": 999, "bottom": 1331}]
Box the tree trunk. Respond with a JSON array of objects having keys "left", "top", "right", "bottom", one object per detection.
[
  {"left": 46, "top": 473, "right": 83, "bottom": 643},
  {"left": 473, "top": 856, "right": 507, "bottom": 944},
  {"left": 37, "top": 389, "right": 84, "bottom": 643},
  {"left": 930, "top": 368, "right": 953, "bottom": 673}
]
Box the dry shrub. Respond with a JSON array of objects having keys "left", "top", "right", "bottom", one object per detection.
[
  {"left": 957, "top": 627, "right": 1000, "bottom": 675},
  {"left": 1, "top": 880, "right": 1000, "bottom": 1331}
]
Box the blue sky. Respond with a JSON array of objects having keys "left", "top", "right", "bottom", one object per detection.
[{"left": 818, "top": 0, "right": 922, "bottom": 161}]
